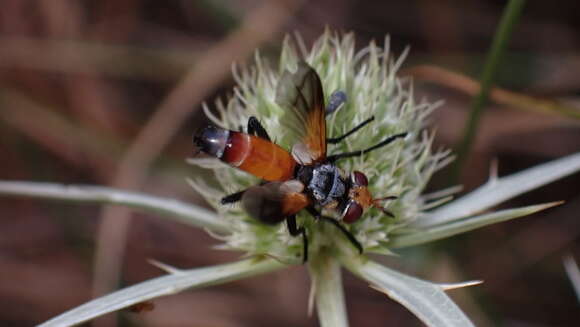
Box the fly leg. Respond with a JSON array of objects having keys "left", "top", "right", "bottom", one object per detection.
[
  {"left": 375, "top": 195, "right": 398, "bottom": 218},
  {"left": 286, "top": 215, "right": 308, "bottom": 263},
  {"left": 306, "top": 207, "right": 363, "bottom": 254},
  {"left": 327, "top": 116, "right": 375, "bottom": 144},
  {"left": 327, "top": 132, "right": 408, "bottom": 163},
  {"left": 220, "top": 190, "right": 245, "bottom": 204},
  {"left": 247, "top": 116, "right": 271, "bottom": 141},
  {"left": 220, "top": 181, "right": 270, "bottom": 204}
]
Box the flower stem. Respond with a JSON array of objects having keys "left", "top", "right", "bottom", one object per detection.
[{"left": 310, "top": 250, "right": 349, "bottom": 327}]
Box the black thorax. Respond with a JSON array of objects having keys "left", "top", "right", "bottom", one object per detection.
[{"left": 296, "top": 163, "right": 347, "bottom": 207}]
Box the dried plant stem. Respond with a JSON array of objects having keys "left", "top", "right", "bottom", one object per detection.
[
  {"left": 0, "top": 90, "right": 122, "bottom": 180},
  {"left": 402, "top": 65, "right": 580, "bottom": 119}
]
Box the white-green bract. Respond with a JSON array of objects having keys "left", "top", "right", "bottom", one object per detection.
[{"left": 2, "top": 30, "right": 580, "bottom": 327}]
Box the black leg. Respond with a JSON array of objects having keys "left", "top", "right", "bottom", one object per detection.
[
  {"left": 382, "top": 210, "right": 395, "bottom": 218},
  {"left": 306, "top": 207, "right": 363, "bottom": 254},
  {"left": 221, "top": 190, "right": 245, "bottom": 204},
  {"left": 319, "top": 217, "right": 363, "bottom": 254},
  {"left": 327, "top": 116, "right": 375, "bottom": 144},
  {"left": 247, "top": 116, "right": 271, "bottom": 141},
  {"left": 286, "top": 215, "right": 308, "bottom": 263},
  {"left": 327, "top": 132, "right": 408, "bottom": 163},
  {"left": 326, "top": 90, "right": 347, "bottom": 115}
]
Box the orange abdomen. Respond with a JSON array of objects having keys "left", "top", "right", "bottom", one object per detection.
[{"left": 223, "top": 132, "right": 296, "bottom": 181}]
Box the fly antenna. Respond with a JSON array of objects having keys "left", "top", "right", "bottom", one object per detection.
[
  {"left": 375, "top": 195, "right": 398, "bottom": 202},
  {"left": 372, "top": 195, "right": 398, "bottom": 218}
]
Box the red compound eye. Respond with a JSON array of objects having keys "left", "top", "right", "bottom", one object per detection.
[
  {"left": 342, "top": 201, "right": 363, "bottom": 223},
  {"left": 351, "top": 171, "right": 368, "bottom": 186}
]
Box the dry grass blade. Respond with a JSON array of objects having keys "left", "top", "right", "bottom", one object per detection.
[
  {"left": 402, "top": 65, "right": 580, "bottom": 119},
  {"left": 0, "top": 90, "right": 123, "bottom": 181}
]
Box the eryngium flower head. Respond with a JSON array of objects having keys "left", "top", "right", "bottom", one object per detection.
[{"left": 188, "top": 30, "right": 451, "bottom": 262}]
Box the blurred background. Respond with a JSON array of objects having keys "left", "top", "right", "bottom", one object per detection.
[{"left": 1, "top": 0, "right": 579, "bottom": 326}]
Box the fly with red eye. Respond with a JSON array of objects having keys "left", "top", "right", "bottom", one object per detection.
[{"left": 193, "top": 61, "right": 407, "bottom": 262}]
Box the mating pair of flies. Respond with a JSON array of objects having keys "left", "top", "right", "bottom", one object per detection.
[{"left": 194, "top": 61, "right": 407, "bottom": 262}]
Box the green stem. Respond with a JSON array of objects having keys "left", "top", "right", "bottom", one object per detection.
[
  {"left": 452, "top": 0, "right": 526, "bottom": 182},
  {"left": 310, "top": 250, "right": 349, "bottom": 327}
]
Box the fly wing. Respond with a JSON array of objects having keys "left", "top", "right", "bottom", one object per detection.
[
  {"left": 276, "top": 61, "right": 326, "bottom": 164},
  {"left": 241, "top": 181, "right": 309, "bottom": 224}
]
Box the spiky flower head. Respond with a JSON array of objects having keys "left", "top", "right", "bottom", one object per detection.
[{"left": 188, "top": 30, "right": 451, "bottom": 262}]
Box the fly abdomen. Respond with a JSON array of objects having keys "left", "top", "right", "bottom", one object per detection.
[
  {"left": 194, "top": 126, "right": 296, "bottom": 181},
  {"left": 193, "top": 125, "right": 230, "bottom": 158}
]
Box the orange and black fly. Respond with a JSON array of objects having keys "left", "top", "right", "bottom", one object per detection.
[{"left": 193, "top": 61, "right": 406, "bottom": 262}]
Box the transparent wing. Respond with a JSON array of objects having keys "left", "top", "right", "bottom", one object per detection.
[
  {"left": 276, "top": 61, "right": 326, "bottom": 164},
  {"left": 241, "top": 181, "right": 309, "bottom": 224}
]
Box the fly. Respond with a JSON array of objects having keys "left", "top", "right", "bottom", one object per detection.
[{"left": 193, "top": 61, "right": 407, "bottom": 262}]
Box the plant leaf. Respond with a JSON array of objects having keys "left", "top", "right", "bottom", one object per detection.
[
  {"left": 0, "top": 180, "right": 229, "bottom": 232},
  {"left": 418, "top": 151, "right": 580, "bottom": 227},
  {"left": 38, "top": 257, "right": 284, "bottom": 327},
  {"left": 390, "top": 202, "right": 561, "bottom": 248},
  {"left": 563, "top": 254, "right": 580, "bottom": 304},
  {"left": 344, "top": 260, "right": 475, "bottom": 327}
]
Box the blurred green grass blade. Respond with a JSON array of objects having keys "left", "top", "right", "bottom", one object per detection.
[
  {"left": 0, "top": 181, "right": 229, "bottom": 233},
  {"left": 38, "top": 257, "right": 284, "bottom": 327},
  {"left": 390, "top": 202, "right": 561, "bottom": 248},
  {"left": 198, "top": 0, "right": 240, "bottom": 30},
  {"left": 344, "top": 260, "right": 474, "bottom": 327},
  {"left": 453, "top": 0, "right": 526, "bottom": 181},
  {"left": 419, "top": 151, "right": 580, "bottom": 227}
]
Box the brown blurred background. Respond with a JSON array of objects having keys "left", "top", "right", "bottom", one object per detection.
[{"left": 1, "top": 0, "right": 579, "bottom": 326}]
